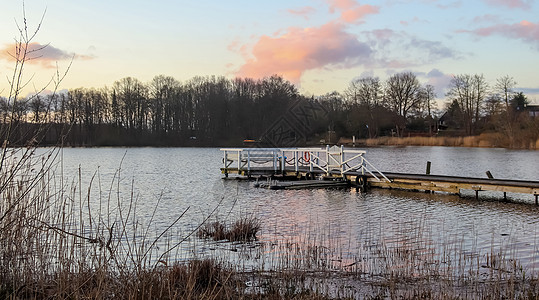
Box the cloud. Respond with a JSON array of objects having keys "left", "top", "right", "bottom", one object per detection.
[
  {"left": 424, "top": 68, "right": 453, "bottom": 96},
  {"left": 326, "top": 0, "right": 380, "bottom": 24},
  {"left": 460, "top": 20, "right": 539, "bottom": 48},
  {"left": 0, "top": 42, "right": 93, "bottom": 68},
  {"left": 472, "top": 14, "right": 502, "bottom": 24},
  {"left": 362, "top": 29, "right": 461, "bottom": 68},
  {"left": 400, "top": 17, "right": 428, "bottom": 27},
  {"left": 482, "top": 0, "right": 532, "bottom": 9},
  {"left": 406, "top": 37, "right": 462, "bottom": 62},
  {"left": 436, "top": 1, "right": 462, "bottom": 9},
  {"left": 518, "top": 87, "right": 539, "bottom": 94},
  {"left": 233, "top": 1, "right": 459, "bottom": 86},
  {"left": 288, "top": 6, "right": 316, "bottom": 20},
  {"left": 235, "top": 22, "right": 373, "bottom": 83}
]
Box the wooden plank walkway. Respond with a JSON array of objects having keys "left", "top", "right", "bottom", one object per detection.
[{"left": 223, "top": 166, "right": 539, "bottom": 201}]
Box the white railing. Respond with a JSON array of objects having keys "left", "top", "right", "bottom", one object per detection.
[
  {"left": 221, "top": 148, "right": 282, "bottom": 173},
  {"left": 220, "top": 146, "right": 390, "bottom": 182}
]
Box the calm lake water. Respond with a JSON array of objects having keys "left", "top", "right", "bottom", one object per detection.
[{"left": 44, "top": 146, "right": 539, "bottom": 272}]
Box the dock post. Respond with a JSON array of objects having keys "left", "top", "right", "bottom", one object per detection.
[
  {"left": 326, "top": 145, "right": 330, "bottom": 176},
  {"left": 424, "top": 161, "right": 432, "bottom": 193},
  {"left": 237, "top": 150, "right": 241, "bottom": 171},
  {"left": 535, "top": 194, "right": 538, "bottom": 205},
  {"left": 309, "top": 151, "right": 313, "bottom": 172},
  {"left": 247, "top": 150, "right": 251, "bottom": 173},
  {"left": 281, "top": 150, "right": 285, "bottom": 175},
  {"left": 294, "top": 151, "right": 298, "bottom": 172},
  {"left": 273, "top": 150, "right": 277, "bottom": 173},
  {"left": 223, "top": 150, "right": 228, "bottom": 177},
  {"left": 340, "top": 145, "right": 344, "bottom": 175}
]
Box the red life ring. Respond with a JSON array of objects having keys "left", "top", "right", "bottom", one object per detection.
[{"left": 303, "top": 151, "right": 310, "bottom": 163}]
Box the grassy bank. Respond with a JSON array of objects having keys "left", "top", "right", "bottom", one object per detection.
[{"left": 352, "top": 133, "right": 539, "bottom": 149}]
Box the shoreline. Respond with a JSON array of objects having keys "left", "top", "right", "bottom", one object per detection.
[
  {"left": 341, "top": 133, "right": 539, "bottom": 150},
  {"left": 17, "top": 133, "right": 539, "bottom": 150}
]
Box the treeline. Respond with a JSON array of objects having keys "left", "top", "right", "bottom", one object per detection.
[
  {"left": 2, "top": 75, "right": 303, "bottom": 146},
  {"left": 0, "top": 73, "right": 537, "bottom": 147}
]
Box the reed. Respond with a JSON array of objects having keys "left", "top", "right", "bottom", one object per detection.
[
  {"left": 361, "top": 132, "right": 538, "bottom": 150},
  {"left": 197, "top": 215, "right": 261, "bottom": 242}
]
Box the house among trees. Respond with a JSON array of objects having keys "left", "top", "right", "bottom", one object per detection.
[{"left": 436, "top": 100, "right": 463, "bottom": 133}]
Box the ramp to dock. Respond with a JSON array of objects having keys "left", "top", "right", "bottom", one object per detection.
[{"left": 256, "top": 179, "right": 350, "bottom": 190}]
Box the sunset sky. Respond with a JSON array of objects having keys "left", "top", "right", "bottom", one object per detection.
[{"left": 1, "top": 0, "right": 539, "bottom": 104}]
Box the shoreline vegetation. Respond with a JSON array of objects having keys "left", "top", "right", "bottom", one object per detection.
[
  {"left": 342, "top": 133, "right": 539, "bottom": 150},
  {"left": 38, "top": 133, "right": 539, "bottom": 150}
]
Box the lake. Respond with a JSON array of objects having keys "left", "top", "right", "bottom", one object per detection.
[{"left": 44, "top": 146, "right": 539, "bottom": 274}]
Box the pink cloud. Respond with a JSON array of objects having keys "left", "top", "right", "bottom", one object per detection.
[
  {"left": 235, "top": 22, "right": 373, "bottom": 83},
  {"left": 482, "top": 0, "right": 531, "bottom": 9},
  {"left": 461, "top": 20, "right": 539, "bottom": 46},
  {"left": 436, "top": 1, "right": 462, "bottom": 9},
  {"left": 0, "top": 42, "right": 93, "bottom": 68},
  {"left": 288, "top": 6, "right": 316, "bottom": 20},
  {"left": 327, "top": 0, "right": 380, "bottom": 24}
]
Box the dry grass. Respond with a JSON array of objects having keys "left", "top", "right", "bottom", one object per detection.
[
  {"left": 197, "top": 215, "right": 261, "bottom": 242},
  {"left": 361, "top": 133, "right": 538, "bottom": 149},
  {"left": 358, "top": 129, "right": 539, "bottom": 150}
]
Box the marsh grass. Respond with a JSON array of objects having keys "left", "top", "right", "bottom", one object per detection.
[
  {"left": 198, "top": 215, "right": 261, "bottom": 242},
  {"left": 361, "top": 132, "right": 539, "bottom": 149}
]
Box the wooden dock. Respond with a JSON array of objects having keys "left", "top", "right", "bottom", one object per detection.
[{"left": 220, "top": 147, "right": 539, "bottom": 203}]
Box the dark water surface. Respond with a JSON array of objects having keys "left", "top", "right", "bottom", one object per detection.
[{"left": 46, "top": 146, "right": 539, "bottom": 271}]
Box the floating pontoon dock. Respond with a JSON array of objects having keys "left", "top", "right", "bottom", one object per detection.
[{"left": 220, "top": 146, "right": 539, "bottom": 203}]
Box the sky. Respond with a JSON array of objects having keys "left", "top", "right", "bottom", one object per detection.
[{"left": 1, "top": 0, "right": 539, "bottom": 104}]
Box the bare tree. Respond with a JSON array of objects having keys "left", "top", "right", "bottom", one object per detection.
[
  {"left": 417, "top": 84, "right": 437, "bottom": 135},
  {"left": 112, "top": 77, "right": 148, "bottom": 132},
  {"left": 344, "top": 77, "right": 385, "bottom": 138},
  {"left": 148, "top": 75, "right": 181, "bottom": 136},
  {"left": 446, "top": 74, "right": 488, "bottom": 135},
  {"left": 495, "top": 75, "right": 516, "bottom": 110},
  {"left": 494, "top": 75, "right": 517, "bottom": 146},
  {"left": 421, "top": 84, "right": 437, "bottom": 118},
  {"left": 384, "top": 72, "right": 423, "bottom": 136},
  {"left": 345, "top": 76, "right": 382, "bottom": 108}
]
